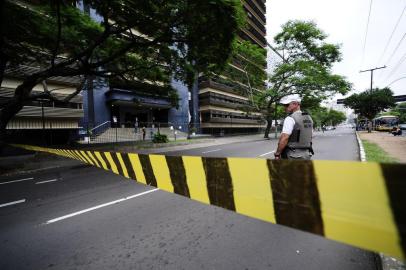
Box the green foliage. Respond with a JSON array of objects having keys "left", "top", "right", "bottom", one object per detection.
[
  {"left": 309, "top": 106, "right": 328, "bottom": 128},
  {"left": 260, "top": 20, "right": 351, "bottom": 137},
  {"left": 327, "top": 109, "right": 346, "bottom": 126},
  {"left": 0, "top": 0, "right": 244, "bottom": 130},
  {"left": 267, "top": 20, "right": 351, "bottom": 103},
  {"left": 343, "top": 88, "right": 395, "bottom": 120},
  {"left": 384, "top": 102, "right": 406, "bottom": 123},
  {"left": 305, "top": 99, "right": 346, "bottom": 128},
  {"left": 230, "top": 41, "right": 267, "bottom": 89},
  {"left": 152, "top": 133, "right": 169, "bottom": 143},
  {"left": 216, "top": 40, "right": 267, "bottom": 109}
]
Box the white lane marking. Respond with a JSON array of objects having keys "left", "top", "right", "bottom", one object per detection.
[
  {"left": 0, "top": 177, "right": 34, "bottom": 185},
  {"left": 45, "top": 189, "right": 159, "bottom": 224},
  {"left": 201, "top": 149, "right": 222, "bottom": 154},
  {"left": 259, "top": 151, "right": 275, "bottom": 157},
  {"left": 0, "top": 199, "right": 26, "bottom": 208},
  {"left": 35, "top": 179, "right": 59, "bottom": 185}
]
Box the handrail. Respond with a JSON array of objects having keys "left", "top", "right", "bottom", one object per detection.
[{"left": 91, "top": 121, "right": 111, "bottom": 132}]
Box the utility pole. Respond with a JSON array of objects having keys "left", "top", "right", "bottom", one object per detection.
[{"left": 359, "top": 66, "right": 387, "bottom": 91}]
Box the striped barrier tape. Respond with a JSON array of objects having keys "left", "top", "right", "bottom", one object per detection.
[{"left": 13, "top": 144, "right": 405, "bottom": 260}]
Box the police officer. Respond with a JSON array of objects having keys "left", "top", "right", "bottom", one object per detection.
[{"left": 274, "top": 95, "right": 314, "bottom": 160}]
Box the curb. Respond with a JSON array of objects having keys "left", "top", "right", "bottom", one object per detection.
[{"left": 355, "top": 131, "right": 366, "bottom": 162}]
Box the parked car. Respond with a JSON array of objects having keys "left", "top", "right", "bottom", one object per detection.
[{"left": 399, "top": 124, "right": 406, "bottom": 130}]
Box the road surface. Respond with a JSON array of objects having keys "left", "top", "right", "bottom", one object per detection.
[{"left": 0, "top": 127, "right": 378, "bottom": 269}]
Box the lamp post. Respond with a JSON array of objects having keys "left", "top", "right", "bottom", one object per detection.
[{"left": 37, "top": 98, "right": 49, "bottom": 145}]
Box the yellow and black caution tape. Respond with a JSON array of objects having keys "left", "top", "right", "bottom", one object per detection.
[{"left": 13, "top": 144, "right": 406, "bottom": 259}]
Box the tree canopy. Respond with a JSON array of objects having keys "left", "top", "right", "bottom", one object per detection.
[
  {"left": 219, "top": 40, "right": 266, "bottom": 107},
  {"left": 385, "top": 102, "right": 406, "bottom": 123},
  {"left": 310, "top": 107, "right": 346, "bottom": 128},
  {"left": 262, "top": 20, "right": 351, "bottom": 137},
  {"left": 343, "top": 88, "right": 395, "bottom": 120},
  {"left": 0, "top": 0, "right": 244, "bottom": 132}
]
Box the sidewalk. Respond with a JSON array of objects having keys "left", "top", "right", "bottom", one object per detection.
[
  {"left": 135, "top": 133, "right": 271, "bottom": 154},
  {"left": 358, "top": 131, "right": 406, "bottom": 163},
  {"left": 357, "top": 132, "right": 406, "bottom": 270},
  {"left": 73, "top": 133, "right": 274, "bottom": 154}
]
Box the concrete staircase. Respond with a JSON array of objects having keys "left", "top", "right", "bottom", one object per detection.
[{"left": 80, "top": 127, "right": 188, "bottom": 144}]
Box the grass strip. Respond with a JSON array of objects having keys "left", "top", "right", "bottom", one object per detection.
[{"left": 361, "top": 140, "right": 399, "bottom": 163}]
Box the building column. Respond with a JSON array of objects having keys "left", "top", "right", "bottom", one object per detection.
[{"left": 86, "top": 76, "right": 95, "bottom": 128}]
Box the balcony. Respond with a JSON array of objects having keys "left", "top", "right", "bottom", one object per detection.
[
  {"left": 200, "top": 98, "right": 250, "bottom": 110},
  {"left": 199, "top": 92, "right": 251, "bottom": 110},
  {"left": 6, "top": 106, "right": 83, "bottom": 129},
  {"left": 201, "top": 110, "right": 265, "bottom": 127},
  {"left": 199, "top": 79, "right": 248, "bottom": 96},
  {"left": 209, "top": 117, "right": 264, "bottom": 125}
]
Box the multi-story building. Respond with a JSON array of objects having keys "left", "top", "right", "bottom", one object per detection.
[
  {"left": 80, "top": 2, "right": 190, "bottom": 137},
  {"left": 197, "top": 0, "right": 267, "bottom": 135},
  {"left": 82, "top": 0, "right": 268, "bottom": 138}
]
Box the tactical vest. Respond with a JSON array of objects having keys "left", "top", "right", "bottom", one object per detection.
[{"left": 287, "top": 111, "right": 313, "bottom": 149}]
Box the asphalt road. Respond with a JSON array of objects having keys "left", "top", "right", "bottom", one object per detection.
[
  {"left": 0, "top": 127, "right": 378, "bottom": 269},
  {"left": 156, "top": 126, "right": 360, "bottom": 161}
]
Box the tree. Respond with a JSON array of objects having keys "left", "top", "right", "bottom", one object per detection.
[
  {"left": 384, "top": 102, "right": 406, "bottom": 123},
  {"left": 262, "top": 20, "right": 351, "bottom": 138},
  {"left": 228, "top": 41, "right": 267, "bottom": 104},
  {"left": 0, "top": 0, "right": 244, "bottom": 135},
  {"left": 305, "top": 99, "right": 346, "bottom": 129},
  {"left": 343, "top": 88, "right": 395, "bottom": 120},
  {"left": 212, "top": 40, "right": 267, "bottom": 118},
  {"left": 326, "top": 109, "right": 346, "bottom": 126}
]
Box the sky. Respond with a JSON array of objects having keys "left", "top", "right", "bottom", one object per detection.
[{"left": 266, "top": 0, "right": 406, "bottom": 100}]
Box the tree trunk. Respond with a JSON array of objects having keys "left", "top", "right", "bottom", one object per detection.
[
  {"left": 0, "top": 56, "right": 7, "bottom": 86},
  {"left": 263, "top": 100, "right": 275, "bottom": 139},
  {"left": 264, "top": 114, "right": 273, "bottom": 139}
]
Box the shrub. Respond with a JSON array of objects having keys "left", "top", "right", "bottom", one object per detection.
[{"left": 152, "top": 133, "right": 168, "bottom": 143}]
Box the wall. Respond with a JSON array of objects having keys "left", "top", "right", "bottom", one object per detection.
[
  {"left": 82, "top": 77, "right": 111, "bottom": 128},
  {"left": 168, "top": 79, "right": 190, "bottom": 132}
]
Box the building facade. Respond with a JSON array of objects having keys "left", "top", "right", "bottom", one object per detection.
[
  {"left": 197, "top": 0, "right": 267, "bottom": 135},
  {"left": 81, "top": 0, "right": 267, "bottom": 137}
]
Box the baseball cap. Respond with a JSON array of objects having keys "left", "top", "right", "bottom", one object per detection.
[{"left": 279, "top": 94, "right": 301, "bottom": 105}]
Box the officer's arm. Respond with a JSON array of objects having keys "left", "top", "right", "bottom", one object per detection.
[{"left": 274, "top": 133, "right": 290, "bottom": 159}]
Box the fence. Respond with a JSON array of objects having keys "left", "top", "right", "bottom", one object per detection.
[{"left": 77, "top": 121, "right": 268, "bottom": 144}]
